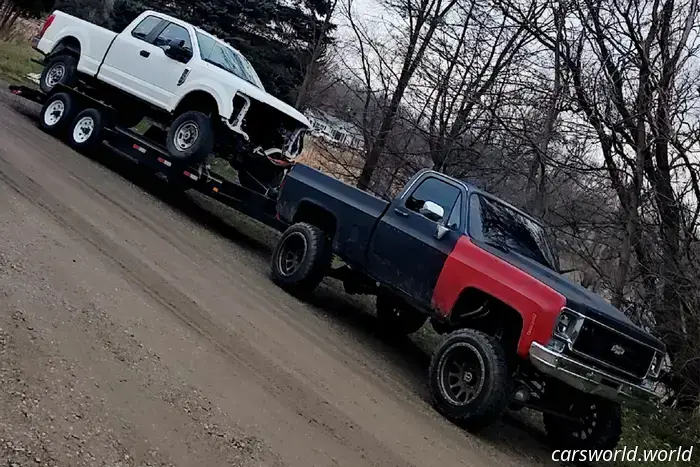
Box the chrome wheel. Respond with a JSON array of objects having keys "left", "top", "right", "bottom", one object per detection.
[
  {"left": 45, "top": 63, "right": 66, "bottom": 88},
  {"left": 43, "top": 100, "right": 65, "bottom": 127},
  {"left": 276, "top": 232, "right": 307, "bottom": 277},
  {"left": 173, "top": 121, "right": 199, "bottom": 151},
  {"left": 72, "top": 116, "right": 95, "bottom": 143},
  {"left": 438, "top": 342, "right": 486, "bottom": 406}
]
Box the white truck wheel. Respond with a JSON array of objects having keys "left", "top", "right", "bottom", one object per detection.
[{"left": 165, "top": 111, "right": 214, "bottom": 164}]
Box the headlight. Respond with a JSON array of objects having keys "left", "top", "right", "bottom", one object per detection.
[
  {"left": 647, "top": 351, "right": 663, "bottom": 380},
  {"left": 552, "top": 308, "right": 584, "bottom": 345}
]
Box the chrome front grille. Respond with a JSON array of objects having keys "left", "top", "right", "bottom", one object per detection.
[{"left": 570, "top": 320, "right": 655, "bottom": 379}]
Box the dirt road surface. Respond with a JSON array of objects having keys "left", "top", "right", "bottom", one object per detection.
[{"left": 0, "top": 89, "right": 557, "bottom": 467}]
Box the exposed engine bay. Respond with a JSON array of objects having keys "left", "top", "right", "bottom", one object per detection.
[{"left": 219, "top": 94, "right": 308, "bottom": 194}]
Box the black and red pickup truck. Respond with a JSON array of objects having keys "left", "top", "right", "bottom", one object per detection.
[{"left": 270, "top": 164, "right": 666, "bottom": 449}]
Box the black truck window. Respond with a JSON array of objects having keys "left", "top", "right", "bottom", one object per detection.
[
  {"left": 447, "top": 194, "right": 462, "bottom": 230},
  {"left": 405, "top": 177, "right": 460, "bottom": 223},
  {"left": 131, "top": 16, "right": 161, "bottom": 41},
  {"left": 474, "top": 194, "right": 557, "bottom": 270}
]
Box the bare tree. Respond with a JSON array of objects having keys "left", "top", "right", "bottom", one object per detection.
[
  {"left": 345, "top": 0, "right": 460, "bottom": 189},
  {"left": 500, "top": 0, "right": 700, "bottom": 407},
  {"left": 295, "top": 0, "right": 340, "bottom": 111}
]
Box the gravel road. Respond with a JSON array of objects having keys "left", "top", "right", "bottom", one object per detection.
[{"left": 0, "top": 89, "right": 557, "bottom": 467}]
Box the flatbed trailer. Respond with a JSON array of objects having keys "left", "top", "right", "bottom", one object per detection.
[{"left": 9, "top": 84, "right": 288, "bottom": 232}]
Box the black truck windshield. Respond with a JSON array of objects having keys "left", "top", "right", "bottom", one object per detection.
[
  {"left": 196, "top": 32, "right": 263, "bottom": 89},
  {"left": 475, "top": 194, "right": 558, "bottom": 271}
]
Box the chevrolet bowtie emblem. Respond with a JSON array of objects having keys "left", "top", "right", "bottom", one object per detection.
[{"left": 611, "top": 344, "right": 625, "bottom": 356}]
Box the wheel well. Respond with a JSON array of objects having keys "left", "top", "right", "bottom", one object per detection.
[
  {"left": 174, "top": 91, "right": 219, "bottom": 118},
  {"left": 293, "top": 202, "right": 337, "bottom": 240},
  {"left": 51, "top": 36, "right": 81, "bottom": 57},
  {"left": 450, "top": 288, "right": 523, "bottom": 357}
]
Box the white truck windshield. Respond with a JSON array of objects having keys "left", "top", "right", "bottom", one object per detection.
[{"left": 196, "top": 32, "right": 263, "bottom": 89}]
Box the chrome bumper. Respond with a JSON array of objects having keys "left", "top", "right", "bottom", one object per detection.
[{"left": 529, "top": 342, "right": 658, "bottom": 404}]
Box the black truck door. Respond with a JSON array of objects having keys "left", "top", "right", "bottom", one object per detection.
[{"left": 367, "top": 175, "right": 465, "bottom": 308}]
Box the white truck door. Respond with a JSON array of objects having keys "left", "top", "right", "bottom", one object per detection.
[
  {"left": 144, "top": 22, "right": 196, "bottom": 109},
  {"left": 98, "top": 14, "right": 167, "bottom": 106},
  {"left": 99, "top": 17, "right": 194, "bottom": 111}
]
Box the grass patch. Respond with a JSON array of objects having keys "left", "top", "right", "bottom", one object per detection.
[
  {"left": 209, "top": 156, "right": 239, "bottom": 182},
  {"left": 0, "top": 39, "right": 42, "bottom": 84},
  {"left": 616, "top": 405, "right": 699, "bottom": 466}
]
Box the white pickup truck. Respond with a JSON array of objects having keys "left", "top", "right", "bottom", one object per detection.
[{"left": 33, "top": 10, "right": 310, "bottom": 190}]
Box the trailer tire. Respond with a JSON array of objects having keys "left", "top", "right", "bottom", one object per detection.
[
  {"left": 166, "top": 111, "right": 214, "bottom": 164},
  {"left": 271, "top": 222, "right": 332, "bottom": 293},
  {"left": 39, "top": 92, "right": 75, "bottom": 134},
  {"left": 67, "top": 108, "right": 104, "bottom": 150},
  {"left": 429, "top": 329, "right": 511, "bottom": 431},
  {"left": 40, "top": 55, "right": 78, "bottom": 94}
]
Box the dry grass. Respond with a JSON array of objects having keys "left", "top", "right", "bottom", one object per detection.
[{"left": 297, "top": 138, "right": 363, "bottom": 185}]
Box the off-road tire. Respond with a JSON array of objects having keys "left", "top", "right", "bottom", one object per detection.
[
  {"left": 543, "top": 386, "right": 623, "bottom": 450},
  {"left": 375, "top": 292, "right": 427, "bottom": 335},
  {"left": 271, "top": 222, "right": 332, "bottom": 293},
  {"left": 165, "top": 111, "right": 214, "bottom": 164},
  {"left": 429, "top": 329, "right": 511, "bottom": 431},
  {"left": 40, "top": 54, "right": 78, "bottom": 94},
  {"left": 39, "top": 92, "right": 75, "bottom": 134}
]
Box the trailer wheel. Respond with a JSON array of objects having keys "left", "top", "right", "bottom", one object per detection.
[
  {"left": 40, "top": 55, "right": 78, "bottom": 94},
  {"left": 376, "top": 291, "right": 427, "bottom": 335},
  {"left": 68, "top": 108, "right": 104, "bottom": 150},
  {"left": 39, "top": 92, "right": 75, "bottom": 134},
  {"left": 271, "top": 222, "right": 332, "bottom": 293},
  {"left": 429, "top": 329, "right": 511, "bottom": 431},
  {"left": 166, "top": 111, "right": 214, "bottom": 164}
]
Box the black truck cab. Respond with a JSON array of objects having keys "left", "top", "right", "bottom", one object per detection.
[{"left": 274, "top": 164, "right": 467, "bottom": 309}]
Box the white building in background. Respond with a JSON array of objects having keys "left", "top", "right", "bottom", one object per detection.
[{"left": 305, "top": 109, "right": 364, "bottom": 151}]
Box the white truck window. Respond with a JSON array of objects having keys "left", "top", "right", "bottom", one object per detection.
[
  {"left": 132, "top": 16, "right": 161, "bottom": 41},
  {"left": 195, "top": 32, "right": 263, "bottom": 89},
  {"left": 154, "top": 23, "right": 192, "bottom": 52}
]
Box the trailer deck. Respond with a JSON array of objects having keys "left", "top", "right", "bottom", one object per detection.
[{"left": 9, "top": 84, "right": 287, "bottom": 232}]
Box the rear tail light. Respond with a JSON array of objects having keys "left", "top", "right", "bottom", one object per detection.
[{"left": 38, "top": 14, "right": 56, "bottom": 39}]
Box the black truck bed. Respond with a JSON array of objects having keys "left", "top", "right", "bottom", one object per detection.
[{"left": 277, "top": 164, "right": 389, "bottom": 268}]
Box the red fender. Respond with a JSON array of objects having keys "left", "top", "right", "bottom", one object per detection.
[{"left": 432, "top": 236, "right": 565, "bottom": 358}]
